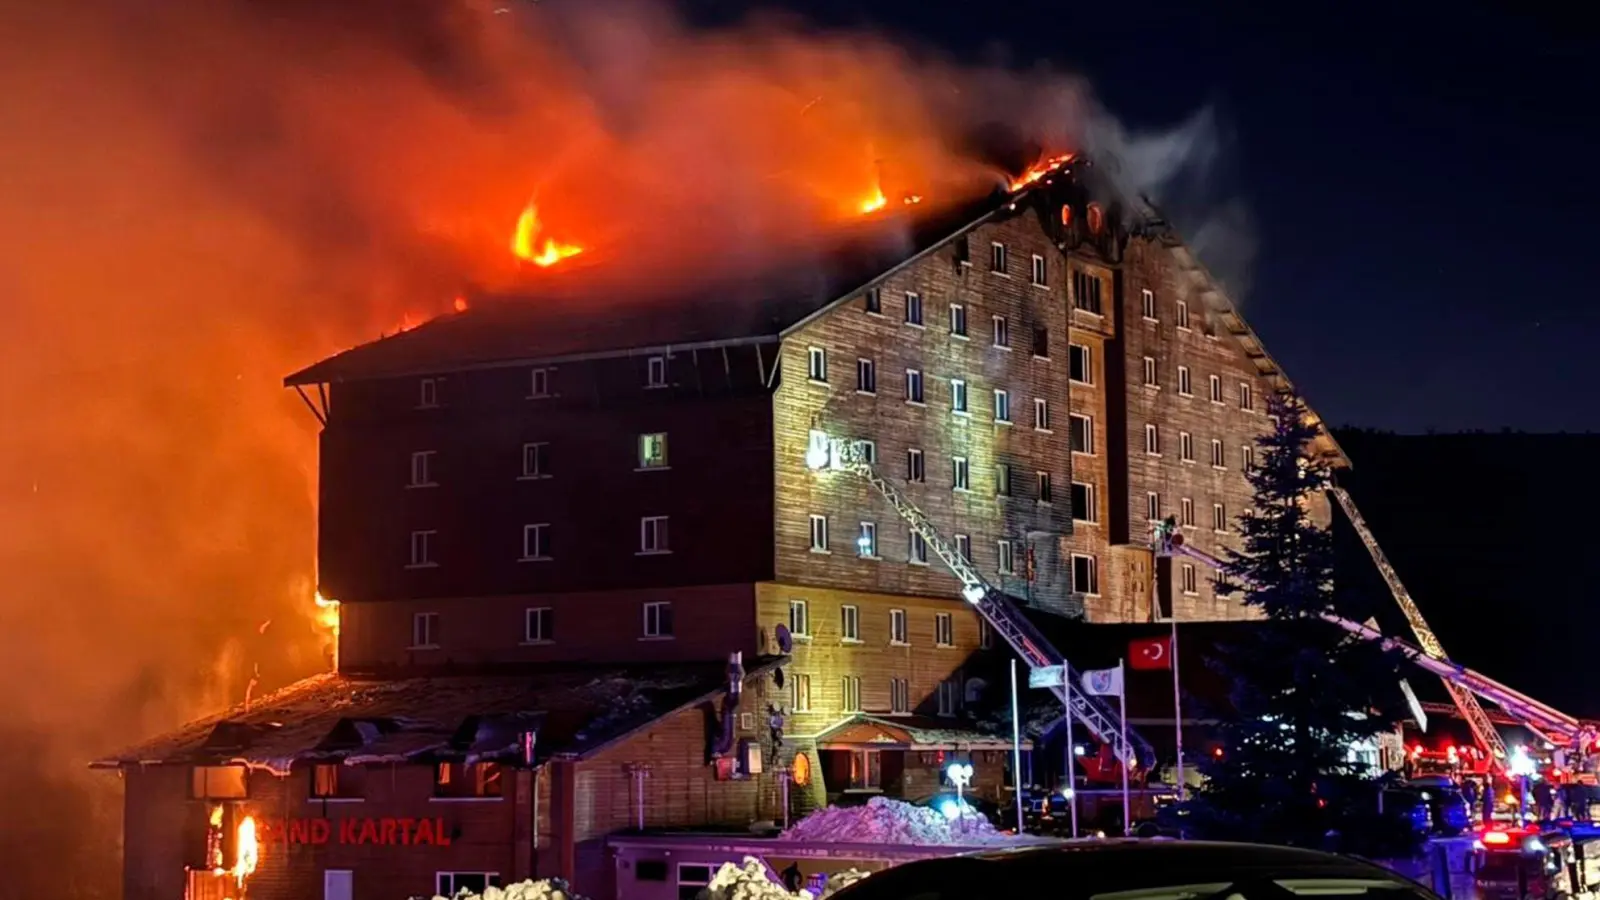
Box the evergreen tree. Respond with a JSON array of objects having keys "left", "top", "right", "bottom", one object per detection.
[{"left": 1181, "top": 393, "right": 1416, "bottom": 856}]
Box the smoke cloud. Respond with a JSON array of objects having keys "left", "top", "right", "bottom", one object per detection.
[{"left": 0, "top": 1, "right": 1241, "bottom": 895}]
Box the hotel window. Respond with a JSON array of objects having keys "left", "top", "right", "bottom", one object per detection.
[
  {"left": 857, "top": 522, "right": 877, "bottom": 558},
  {"left": 1179, "top": 431, "right": 1195, "bottom": 462},
  {"left": 906, "top": 448, "right": 925, "bottom": 483},
  {"left": 952, "top": 457, "right": 970, "bottom": 492},
  {"left": 841, "top": 605, "right": 861, "bottom": 641},
  {"left": 1211, "top": 439, "right": 1225, "bottom": 468},
  {"left": 411, "top": 612, "right": 439, "bottom": 649},
  {"left": 1147, "top": 492, "right": 1161, "bottom": 521},
  {"left": 521, "top": 524, "right": 551, "bottom": 561},
  {"left": 908, "top": 531, "right": 929, "bottom": 565},
  {"left": 808, "top": 515, "right": 829, "bottom": 552},
  {"left": 1037, "top": 472, "right": 1054, "bottom": 504},
  {"left": 951, "top": 379, "right": 969, "bottom": 414},
  {"left": 955, "top": 533, "right": 972, "bottom": 563},
  {"left": 1069, "top": 344, "right": 1092, "bottom": 384},
  {"left": 1031, "top": 254, "right": 1047, "bottom": 286},
  {"left": 433, "top": 762, "right": 503, "bottom": 799},
  {"left": 1142, "top": 356, "right": 1158, "bottom": 386},
  {"left": 935, "top": 613, "right": 954, "bottom": 647},
  {"left": 1141, "top": 288, "right": 1157, "bottom": 320},
  {"left": 792, "top": 674, "right": 812, "bottom": 711},
  {"left": 524, "top": 607, "right": 553, "bottom": 643},
  {"left": 639, "top": 516, "right": 670, "bottom": 554},
  {"left": 1240, "top": 382, "right": 1255, "bottom": 411},
  {"left": 949, "top": 303, "right": 968, "bottom": 337},
  {"left": 643, "top": 601, "right": 674, "bottom": 638},
  {"left": 1209, "top": 374, "right": 1223, "bottom": 403},
  {"left": 993, "top": 389, "right": 1011, "bottom": 423},
  {"left": 842, "top": 676, "right": 862, "bottom": 712},
  {"left": 890, "top": 608, "right": 909, "bottom": 644},
  {"left": 855, "top": 439, "right": 877, "bottom": 464},
  {"left": 1069, "top": 414, "right": 1093, "bottom": 453},
  {"left": 1241, "top": 445, "right": 1255, "bottom": 471},
  {"left": 190, "top": 766, "right": 248, "bottom": 800},
  {"left": 905, "top": 369, "right": 925, "bottom": 404},
  {"left": 1214, "top": 503, "right": 1228, "bottom": 532},
  {"left": 856, "top": 358, "right": 877, "bottom": 394},
  {"left": 646, "top": 356, "right": 667, "bottom": 388},
  {"left": 807, "top": 346, "right": 827, "bottom": 383},
  {"left": 409, "top": 450, "right": 437, "bottom": 488},
  {"left": 1182, "top": 563, "right": 1199, "bottom": 595},
  {"left": 520, "top": 442, "right": 549, "bottom": 479},
  {"left": 408, "top": 531, "right": 437, "bottom": 569},
  {"left": 905, "top": 292, "right": 924, "bottom": 326},
  {"left": 1031, "top": 326, "right": 1049, "bottom": 359},
  {"left": 863, "top": 287, "right": 881, "bottom": 314},
  {"left": 638, "top": 433, "right": 668, "bottom": 469},
  {"left": 995, "top": 463, "right": 1013, "bottom": 497},
  {"left": 789, "top": 599, "right": 810, "bottom": 637},
  {"left": 438, "top": 875, "right": 503, "bottom": 897},
  {"left": 890, "top": 678, "right": 910, "bottom": 714},
  {"left": 1181, "top": 498, "right": 1195, "bottom": 527},
  {"left": 937, "top": 680, "right": 959, "bottom": 717},
  {"left": 1177, "top": 300, "right": 1191, "bottom": 329},
  {"left": 992, "top": 315, "right": 1010, "bottom": 348},
  {"left": 997, "top": 540, "right": 1016, "bottom": 575},
  {"left": 849, "top": 750, "right": 882, "bottom": 789},
  {"left": 418, "top": 377, "right": 440, "bottom": 409},
  {"left": 1034, "top": 398, "right": 1051, "bottom": 432},
  {"left": 1177, "top": 366, "right": 1192, "bottom": 396},
  {"left": 310, "top": 763, "right": 364, "bottom": 800},
  {"left": 531, "top": 367, "right": 553, "bottom": 398},
  {"left": 1072, "top": 270, "right": 1103, "bottom": 314},
  {"left": 1071, "top": 482, "right": 1096, "bottom": 523},
  {"left": 990, "top": 241, "right": 1007, "bottom": 273},
  {"left": 1071, "top": 554, "right": 1100, "bottom": 596}
]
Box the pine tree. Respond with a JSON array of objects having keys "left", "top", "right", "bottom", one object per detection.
[{"left": 1181, "top": 393, "right": 1417, "bottom": 856}]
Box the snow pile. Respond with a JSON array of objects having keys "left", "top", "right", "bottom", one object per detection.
[
  {"left": 780, "top": 796, "right": 1008, "bottom": 845},
  {"left": 700, "top": 857, "right": 870, "bottom": 900},
  {"left": 424, "top": 878, "right": 587, "bottom": 900}
]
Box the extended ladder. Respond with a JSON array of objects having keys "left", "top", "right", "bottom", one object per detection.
[{"left": 808, "top": 432, "right": 1155, "bottom": 767}]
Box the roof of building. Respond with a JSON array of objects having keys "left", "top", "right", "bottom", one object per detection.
[
  {"left": 92, "top": 658, "right": 781, "bottom": 773},
  {"left": 815, "top": 714, "right": 1029, "bottom": 750}
]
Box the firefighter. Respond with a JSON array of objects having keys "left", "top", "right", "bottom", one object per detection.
[{"left": 1534, "top": 777, "right": 1556, "bottom": 822}]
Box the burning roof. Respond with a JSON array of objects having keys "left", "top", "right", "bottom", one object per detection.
[{"left": 92, "top": 659, "right": 781, "bottom": 773}]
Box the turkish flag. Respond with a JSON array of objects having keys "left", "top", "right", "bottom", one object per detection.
[{"left": 1129, "top": 636, "right": 1172, "bottom": 670}]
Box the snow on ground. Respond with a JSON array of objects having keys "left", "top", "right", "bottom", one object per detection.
[
  {"left": 426, "top": 878, "right": 587, "bottom": 900},
  {"left": 701, "top": 857, "right": 869, "bottom": 900},
  {"left": 780, "top": 796, "right": 1015, "bottom": 845}
]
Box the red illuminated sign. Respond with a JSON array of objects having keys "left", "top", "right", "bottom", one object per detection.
[{"left": 258, "top": 817, "right": 453, "bottom": 847}]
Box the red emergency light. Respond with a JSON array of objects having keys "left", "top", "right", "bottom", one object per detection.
[{"left": 1481, "top": 831, "right": 1512, "bottom": 846}]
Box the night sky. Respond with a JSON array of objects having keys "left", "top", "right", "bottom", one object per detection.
[{"left": 697, "top": 1, "right": 1597, "bottom": 432}]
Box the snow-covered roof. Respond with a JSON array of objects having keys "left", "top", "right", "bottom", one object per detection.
[
  {"left": 92, "top": 659, "right": 783, "bottom": 773},
  {"left": 815, "top": 715, "right": 1027, "bottom": 751}
]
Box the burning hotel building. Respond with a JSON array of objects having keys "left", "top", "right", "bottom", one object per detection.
[{"left": 97, "top": 157, "right": 1340, "bottom": 900}]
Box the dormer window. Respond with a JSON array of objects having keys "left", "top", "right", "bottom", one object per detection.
[
  {"left": 1060, "top": 204, "right": 1072, "bottom": 227},
  {"left": 1087, "top": 204, "right": 1105, "bottom": 234}
]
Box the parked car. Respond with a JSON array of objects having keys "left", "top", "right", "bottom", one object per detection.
[
  {"left": 826, "top": 839, "right": 1444, "bottom": 900},
  {"left": 1385, "top": 779, "right": 1471, "bottom": 836}
]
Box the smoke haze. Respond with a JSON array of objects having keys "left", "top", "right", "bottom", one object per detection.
[{"left": 0, "top": 1, "right": 1242, "bottom": 895}]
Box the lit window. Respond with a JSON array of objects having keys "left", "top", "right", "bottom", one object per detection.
[
  {"left": 531, "top": 367, "right": 553, "bottom": 397},
  {"left": 905, "top": 292, "right": 924, "bottom": 326},
  {"left": 411, "top": 611, "right": 439, "bottom": 648},
  {"left": 521, "top": 523, "right": 551, "bottom": 560},
  {"left": 857, "top": 522, "right": 877, "bottom": 558},
  {"left": 639, "top": 516, "right": 670, "bottom": 554},
  {"left": 890, "top": 609, "right": 909, "bottom": 644},
  {"left": 643, "top": 601, "right": 674, "bottom": 638},
  {"left": 1069, "top": 344, "right": 1092, "bottom": 384},
  {"left": 856, "top": 358, "right": 877, "bottom": 393},
  {"left": 646, "top": 356, "right": 667, "bottom": 388},
  {"left": 807, "top": 346, "right": 827, "bottom": 382},
  {"left": 808, "top": 514, "right": 829, "bottom": 552},
  {"left": 408, "top": 531, "right": 437, "bottom": 569},
  {"left": 409, "top": 450, "right": 437, "bottom": 488},
  {"left": 310, "top": 763, "right": 364, "bottom": 800},
  {"left": 949, "top": 303, "right": 968, "bottom": 337},
  {"left": 638, "top": 433, "right": 668, "bottom": 469},
  {"left": 191, "top": 766, "right": 248, "bottom": 800},
  {"left": 1070, "top": 414, "right": 1094, "bottom": 453},
  {"left": 935, "top": 613, "right": 954, "bottom": 647},
  {"left": 1071, "top": 554, "right": 1099, "bottom": 596},
  {"left": 524, "top": 607, "right": 553, "bottom": 643},
  {"left": 1141, "top": 289, "right": 1156, "bottom": 320},
  {"left": 1031, "top": 254, "right": 1047, "bottom": 286}
]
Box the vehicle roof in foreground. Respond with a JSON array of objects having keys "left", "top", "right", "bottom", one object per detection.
[{"left": 827, "top": 841, "right": 1434, "bottom": 900}]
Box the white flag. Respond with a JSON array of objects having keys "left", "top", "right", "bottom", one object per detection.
[{"left": 1081, "top": 664, "right": 1124, "bottom": 697}]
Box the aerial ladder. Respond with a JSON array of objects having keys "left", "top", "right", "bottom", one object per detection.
[
  {"left": 1151, "top": 504, "right": 1588, "bottom": 770},
  {"left": 805, "top": 430, "right": 1156, "bottom": 768}
]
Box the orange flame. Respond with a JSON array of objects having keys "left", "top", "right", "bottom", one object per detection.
[
  {"left": 1008, "top": 153, "right": 1076, "bottom": 192},
  {"left": 232, "top": 816, "right": 259, "bottom": 888},
  {"left": 858, "top": 186, "right": 887, "bottom": 214},
  {"left": 511, "top": 203, "right": 584, "bottom": 267},
  {"left": 453, "top": 296, "right": 469, "bottom": 313}
]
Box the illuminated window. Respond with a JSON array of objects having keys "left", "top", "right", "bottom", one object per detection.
[
  {"left": 1181, "top": 563, "right": 1199, "bottom": 595},
  {"left": 1241, "top": 445, "right": 1255, "bottom": 471},
  {"left": 906, "top": 448, "right": 925, "bottom": 483},
  {"left": 408, "top": 531, "right": 437, "bottom": 569},
  {"left": 1213, "top": 503, "right": 1228, "bottom": 533},
  {"left": 1031, "top": 254, "right": 1047, "bottom": 286},
  {"left": 191, "top": 766, "right": 247, "bottom": 800},
  {"left": 849, "top": 749, "right": 882, "bottom": 787},
  {"left": 1087, "top": 203, "right": 1104, "bottom": 233},
  {"left": 1142, "top": 356, "right": 1158, "bottom": 386},
  {"left": 949, "top": 303, "right": 968, "bottom": 337},
  {"left": 908, "top": 532, "right": 928, "bottom": 565},
  {"left": 1177, "top": 300, "right": 1191, "bottom": 330},
  {"left": 1145, "top": 424, "right": 1160, "bottom": 455},
  {"left": 1177, "top": 366, "right": 1192, "bottom": 396},
  {"left": 993, "top": 389, "right": 1011, "bottom": 423},
  {"left": 997, "top": 540, "right": 1016, "bottom": 575},
  {"left": 905, "top": 292, "right": 924, "bottom": 326},
  {"left": 955, "top": 533, "right": 972, "bottom": 562},
  {"left": 531, "top": 367, "right": 553, "bottom": 397},
  {"left": 990, "top": 242, "right": 1007, "bottom": 273},
  {"left": 806, "top": 347, "right": 827, "bottom": 383},
  {"left": 841, "top": 605, "right": 860, "bottom": 641},
  {"left": 1071, "top": 482, "right": 1096, "bottom": 523},
  {"left": 418, "top": 377, "right": 441, "bottom": 409},
  {"left": 1211, "top": 439, "right": 1225, "bottom": 468},
  {"left": 857, "top": 523, "right": 877, "bottom": 559},
  {"left": 842, "top": 676, "right": 862, "bottom": 712},
  {"left": 905, "top": 369, "right": 924, "bottom": 404},
  {"left": 952, "top": 457, "right": 970, "bottom": 491},
  {"left": 524, "top": 607, "right": 553, "bottom": 643},
  {"left": 890, "top": 609, "right": 909, "bottom": 644},
  {"left": 1209, "top": 375, "right": 1223, "bottom": 404},
  {"left": 1036, "top": 472, "right": 1053, "bottom": 504},
  {"left": 951, "top": 379, "right": 969, "bottom": 414},
  {"left": 1069, "top": 414, "right": 1093, "bottom": 453},
  {"left": 310, "top": 764, "right": 364, "bottom": 800},
  {"left": 646, "top": 357, "right": 666, "bottom": 388},
  {"left": 856, "top": 358, "right": 877, "bottom": 394},
  {"left": 992, "top": 315, "right": 1010, "bottom": 349},
  {"left": 789, "top": 599, "right": 810, "bottom": 636},
  {"left": 863, "top": 287, "right": 881, "bottom": 314},
  {"left": 1181, "top": 498, "right": 1195, "bottom": 527},
  {"left": 520, "top": 442, "right": 549, "bottom": 479},
  {"left": 1072, "top": 270, "right": 1103, "bottom": 314},
  {"left": 433, "top": 763, "right": 503, "bottom": 799},
  {"left": 935, "top": 613, "right": 954, "bottom": 647},
  {"left": 1179, "top": 431, "right": 1195, "bottom": 462},
  {"left": 643, "top": 601, "right": 674, "bottom": 638},
  {"left": 411, "top": 612, "right": 439, "bottom": 649},
  {"left": 409, "top": 450, "right": 437, "bottom": 488},
  {"left": 890, "top": 678, "right": 910, "bottom": 714},
  {"left": 995, "top": 463, "right": 1012, "bottom": 497},
  {"left": 639, "top": 516, "right": 670, "bottom": 554},
  {"left": 521, "top": 524, "right": 551, "bottom": 561},
  {"left": 808, "top": 515, "right": 829, "bottom": 552},
  {"left": 792, "top": 673, "right": 811, "bottom": 710},
  {"left": 1142, "top": 289, "right": 1157, "bottom": 321},
  {"left": 638, "top": 433, "right": 668, "bottom": 469},
  {"left": 1146, "top": 492, "right": 1161, "bottom": 521},
  {"left": 1034, "top": 398, "right": 1051, "bottom": 432},
  {"left": 1239, "top": 382, "right": 1255, "bottom": 411},
  {"left": 1069, "top": 344, "right": 1092, "bottom": 384},
  {"left": 1071, "top": 554, "right": 1099, "bottom": 596}
]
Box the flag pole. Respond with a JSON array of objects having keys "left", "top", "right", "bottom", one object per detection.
[
  {"left": 1063, "top": 667, "right": 1079, "bottom": 838},
  {"left": 1119, "top": 659, "right": 1131, "bottom": 836},
  {"left": 1010, "top": 658, "right": 1025, "bottom": 834},
  {"left": 1171, "top": 619, "right": 1185, "bottom": 802}
]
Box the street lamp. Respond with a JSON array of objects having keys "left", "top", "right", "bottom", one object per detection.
[{"left": 946, "top": 762, "right": 975, "bottom": 831}]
